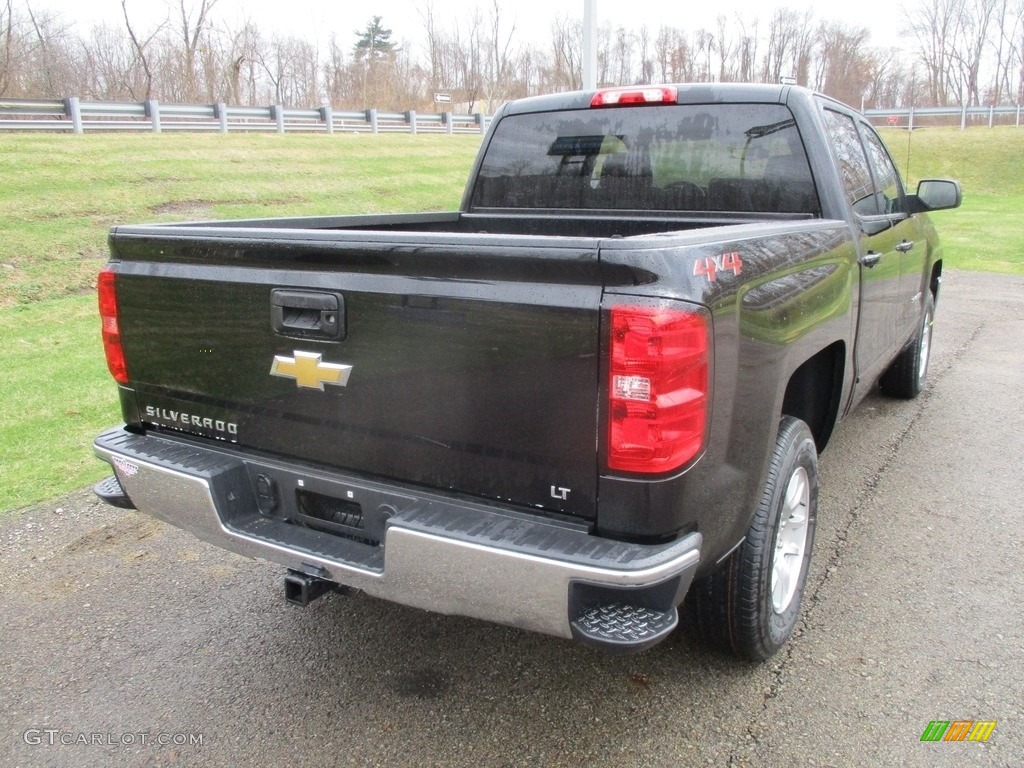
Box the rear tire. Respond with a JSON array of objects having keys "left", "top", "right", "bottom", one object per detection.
[
  {"left": 687, "top": 416, "right": 818, "bottom": 661},
  {"left": 880, "top": 293, "right": 935, "bottom": 399}
]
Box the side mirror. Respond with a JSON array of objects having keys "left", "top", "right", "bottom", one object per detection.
[{"left": 908, "top": 179, "right": 962, "bottom": 213}]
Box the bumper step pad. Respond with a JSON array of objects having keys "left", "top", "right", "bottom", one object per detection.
[
  {"left": 570, "top": 603, "right": 678, "bottom": 653},
  {"left": 93, "top": 475, "right": 135, "bottom": 510}
]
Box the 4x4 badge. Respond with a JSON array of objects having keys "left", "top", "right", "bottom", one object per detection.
[{"left": 270, "top": 351, "right": 352, "bottom": 390}]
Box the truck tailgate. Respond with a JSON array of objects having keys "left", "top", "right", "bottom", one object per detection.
[{"left": 110, "top": 230, "right": 603, "bottom": 518}]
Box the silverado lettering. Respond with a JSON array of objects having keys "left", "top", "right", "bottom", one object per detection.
[
  {"left": 143, "top": 406, "right": 238, "bottom": 435},
  {"left": 93, "top": 84, "right": 960, "bottom": 660}
]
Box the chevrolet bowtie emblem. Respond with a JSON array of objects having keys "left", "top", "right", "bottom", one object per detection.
[{"left": 270, "top": 351, "right": 353, "bottom": 390}]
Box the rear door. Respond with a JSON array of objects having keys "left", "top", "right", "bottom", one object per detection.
[
  {"left": 112, "top": 230, "right": 603, "bottom": 518},
  {"left": 821, "top": 107, "right": 903, "bottom": 390}
]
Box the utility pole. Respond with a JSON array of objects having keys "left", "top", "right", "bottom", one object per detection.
[{"left": 583, "top": 0, "right": 597, "bottom": 90}]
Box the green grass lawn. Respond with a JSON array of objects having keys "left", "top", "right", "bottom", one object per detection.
[
  {"left": 0, "top": 298, "right": 118, "bottom": 509},
  {"left": 879, "top": 126, "right": 1024, "bottom": 274},
  {"left": 0, "top": 132, "right": 482, "bottom": 307},
  {"left": 0, "top": 132, "right": 481, "bottom": 513},
  {"left": 0, "top": 127, "right": 1021, "bottom": 514}
]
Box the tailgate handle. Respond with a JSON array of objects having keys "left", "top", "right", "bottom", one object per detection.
[{"left": 271, "top": 289, "right": 345, "bottom": 341}]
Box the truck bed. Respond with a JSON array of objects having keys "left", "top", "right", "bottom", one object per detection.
[{"left": 118, "top": 209, "right": 813, "bottom": 240}]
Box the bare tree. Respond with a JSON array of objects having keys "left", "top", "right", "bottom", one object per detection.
[
  {"left": 950, "top": 0, "right": 998, "bottom": 104},
  {"left": 716, "top": 15, "right": 734, "bottom": 81},
  {"left": 1019, "top": 0, "right": 1024, "bottom": 101},
  {"left": 0, "top": 2, "right": 84, "bottom": 97},
  {"left": 761, "top": 9, "right": 801, "bottom": 82},
  {"left": 654, "top": 25, "right": 693, "bottom": 83},
  {"left": 636, "top": 25, "right": 654, "bottom": 84},
  {"left": 83, "top": 24, "right": 140, "bottom": 99},
  {"left": 120, "top": 0, "right": 166, "bottom": 99},
  {"left": 791, "top": 11, "right": 816, "bottom": 86},
  {"left": 173, "top": 0, "right": 219, "bottom": 100},
  {"left": 21, "top": 4, "right": 78, "bottom": 96},
  {"left": 420, "top": 2, "right": 448, "bottom": 94},
  {"left": 516, "top": 46, "right": 538, "bottom": 97},
  {"left": 736, "top": 17, "right": 759, "bottom": 82},
  {"left": 452, "top": 10, "right": 483, "bottom": 109},
  {"left": 654, "top": 25, "right": 672, "bottom": 82},
  {"left": 611, "top": 26, "right": 634, "bottom": 84},
  {"left": 695, "top": 29, "right": 714, "bottom": 81},
  {"left": 905, "top": 0, "right": 962, "bottom": 105},
  {"left": 323, "top": 32, "right": 348, "bottom": 105},
  {"left": 225, "top": 21, "right": 263, "bottom": 104},
  {"left": 815, "top": 23, "right": 874, "bottom": 105},
  {"left": 484, "top": 0, "right": 519, "bottom": 104},
  {"left": 1, "top": 0, "right": 16, "bottom": 96},
  {"left": 547, "top": 15, "right": 581, "bottom": 90},
  {"left": 258, "top": 35, "right": 318, "bottom": 105},
  {"left": 987, "top": 0, "right": 1020, "bottom": 101}
]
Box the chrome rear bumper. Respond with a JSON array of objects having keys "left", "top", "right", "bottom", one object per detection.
[{"left": 94, "top": 427, "right": 701, "bottom": 650}]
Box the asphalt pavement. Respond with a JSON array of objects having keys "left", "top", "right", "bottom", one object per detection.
[{"left": 2, "top": 270, "right": 1022, "bottom": 768}]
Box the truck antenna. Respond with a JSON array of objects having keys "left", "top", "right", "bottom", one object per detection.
[{"left": 905, "top": 124, "right": 912, "bottom": 185}]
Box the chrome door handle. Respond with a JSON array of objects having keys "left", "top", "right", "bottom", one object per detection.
[{"left": 859, "top": 251, "right": 882, "bottom": 268}]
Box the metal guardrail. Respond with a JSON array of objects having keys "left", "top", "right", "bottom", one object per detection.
[
  {"left": 2, "top": 97, "right": 1020, "bottom": 133},
  {"left": 864, "top": 104, "right": 1022, "bottom": 129},
  {"left": 0, "top": 97, "right": 492, "bottom": 135}
]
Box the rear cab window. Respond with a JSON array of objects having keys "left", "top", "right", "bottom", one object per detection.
[{"left": 470, "top": 104, "right": 820, "bottom": 215}]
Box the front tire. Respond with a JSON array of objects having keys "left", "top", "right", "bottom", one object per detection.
[
  {"left": 688, "top": 416, "right": 818, "bottom": 661},
  {"left": 881, "top": 293, "right": 935, "bottom": 399}
]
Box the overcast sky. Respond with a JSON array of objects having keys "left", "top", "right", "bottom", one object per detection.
[{"left": 36, "top": 0, "right": 911, "bottom": 54}]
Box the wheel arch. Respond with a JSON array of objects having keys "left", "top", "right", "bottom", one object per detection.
[
  {"left": 930, "top": 258, "right": 943, "bottom": 302},
  {"left": 781, "top": 341, "right": 845, "bottom": 453}
]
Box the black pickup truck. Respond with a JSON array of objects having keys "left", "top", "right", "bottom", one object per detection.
[{"left": 92, "top": 84, "right": 960, "bottom": 660}]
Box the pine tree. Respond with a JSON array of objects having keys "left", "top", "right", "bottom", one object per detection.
[{"left": 353, "top": 16, "right": 397, "bottom": 62}]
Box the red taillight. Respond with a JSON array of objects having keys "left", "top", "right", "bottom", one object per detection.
[
  {"left": 608, "top": 305, "right": 708, "bottom": 474},
  {"left": 98, "top": 268, "right": 128, "bottom": 384},
  {"left": 590, "top": 86, "right": 678, "bottom": 108}
]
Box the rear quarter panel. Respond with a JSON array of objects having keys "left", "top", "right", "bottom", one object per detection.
[{"left": 597, "top": 220, "right": 857, "bottom": 565}]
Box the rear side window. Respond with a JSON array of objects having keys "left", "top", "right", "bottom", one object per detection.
[
  {"left": 822, "top": 109, "right": 878, "bottom": 216},
  {"left": 470, "top": 104, "right": 820, "bottom": 215}
]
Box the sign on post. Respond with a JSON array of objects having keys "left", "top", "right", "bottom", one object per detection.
[{"left": 433, "top": 93, "right": 452, "bottom": 104}]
